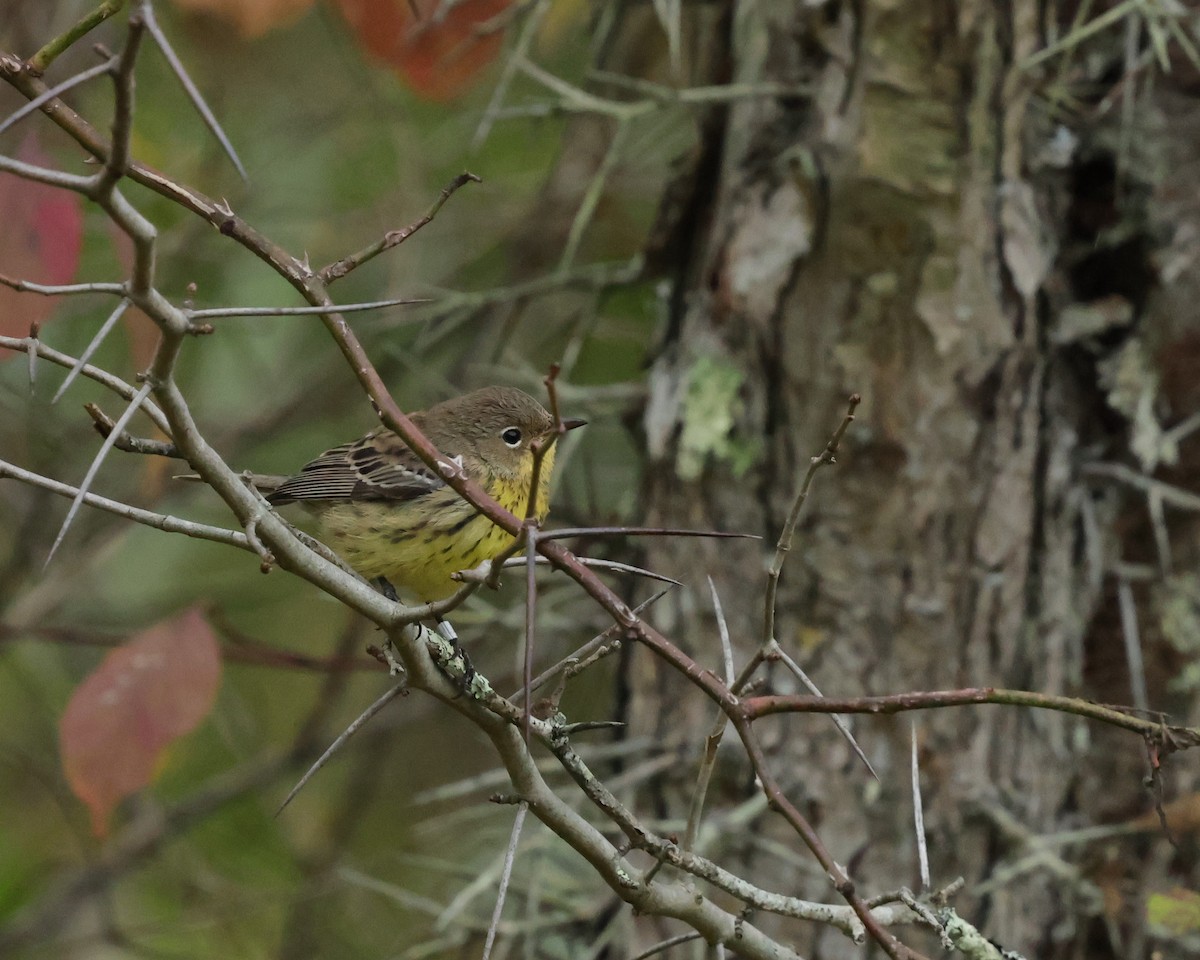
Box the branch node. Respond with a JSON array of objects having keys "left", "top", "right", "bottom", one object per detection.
[{"left": 243, "top": 510, "right": 276, "bottom": 572}]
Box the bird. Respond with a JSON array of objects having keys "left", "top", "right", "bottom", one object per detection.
[{"left": 260, "top": 386, "right": 585, "bottom": 602}]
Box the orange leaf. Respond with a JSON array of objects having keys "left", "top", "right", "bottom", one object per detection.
[
  {"left": 0, "top": 133, "right": 83, "bottom": 350},
  {"left": 333, "top": 0, "right": 511, "bottom": 101},
  {"left": 59, "top": 609, "right": 223, "bottom": 837},
  {"left": 169, "top": 0, "right": 317, "bottom": 38}
]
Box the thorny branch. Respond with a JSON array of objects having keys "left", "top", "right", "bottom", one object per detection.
[{"left": 1, "top": 11, "right": 1197, "bottom": 960}]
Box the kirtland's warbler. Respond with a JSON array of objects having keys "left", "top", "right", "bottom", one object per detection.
[{"left": 261, "top": 386, "right": 585, "bottom": 601}]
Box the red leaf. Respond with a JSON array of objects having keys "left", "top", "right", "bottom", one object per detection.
[
  {"left": 0, "top": 133, "right": 84, "bottom": 349},
  {"left": 333, "top": 0, "right": 511, "bottom": 101},
  {"left": 59, "top": 609, "right": 223, "bottom": 837}
]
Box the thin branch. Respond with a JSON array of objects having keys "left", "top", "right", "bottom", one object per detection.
[
  {"left": 739, "top": 394, "right": 860, "bottom": 691},
  {"left": 44, "top": 381, "right": 153, "bottom": 566},
  {"left": 471, "top": 0, "right": 550, "bottom": 149},
  {"left": 318, "top": 172, "right": 481, "bottom": 284},
  {"left": 709, "top": 578, "right": 734, "bottom": 685},
  {"left": 0, "top": 275, "right": 125, "bottom": 296},
  {"left": 85, "top": 402, "right": 179, "bottom": 457},
  {"left": 185, "top": 296, "right": 430, "bottom": 319},
  {"left": 1084, "top": 460, "right": 1200, "bottom": 512},
  {"left": 0, "top": 457, "right": 248, "bottom": 549},
  {"left": 516, "top": 56, "right": 650, "bottom": 122},
  {"left": 140, "top": 1, "right": 247, "bottom": 181},
  {"left": 515, "top": 366, "right": 565, "bottom": 737},
  {"left": 1163, "top": 409, "right": 1200, "bottom": 446},
  {"left": 0, "top": 55, "right": 117, "bottom": 137},
  {"left": 510, "top": 590, "right": 669, "bottom": 701},
  {"left": 3, "top": 620, "right": 379, "bottom": 672},
  {"left": 911, "top": 723, "right": 930, "bottom": 891},
  {"left": 52, "top": 298, "right": 130, "bottom": 403},
  {"left": 0, "top": 333, "right": 172, "bottom": 434},
  {"left": 99, "top": 9, "right": 144, "bottom": 186},
  {"left": 276, "top": 681, "right": 408, "bottom": 816},
  {"left": 1022, "top": 0, "right": 1138, "bottom": 68},
  {"left": 630, "top": 932, "right": 703, "bottom": 960},
  {"left": 538, "top": 526, "right": 758, "bottom": 542},
  {"left": 0, "top": 750, "right": 292, "bottom": 954},
  {"left": 30, "top": 0, "right": 126, "bottom": 72},
  {"left": 0, "top": 151, "right": 93, "bottom": 190},
  {"left": 481, "top": 802, "right": 528, "bottom": 960},
  {"left": 589, "top": 70, "right": 811, "bottom": 105},
  {"left": 421, "top": 257, "right": 643, "bottom": 322},
  {"left": 558, "top": 117, "right": 630, "bottom": 273},
  {"left": 728, "top": 710, "right": 918, "bottom": 960},
  {"left": 523, "top": 527, "right": 539, "bottom": 739},
  {"left": 772, "top": 642, "right": 878, "bottom": 780},
  {"left": 1117, "top": 575, "right": 1149, "bottom": 712},
  {"left": 681, "top": 580, "right": 734, "bottom": 853},
  {"left": 743, "top": 689, "right": 1200, "bottom": 749}
]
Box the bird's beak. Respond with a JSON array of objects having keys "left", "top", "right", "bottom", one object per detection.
[{"left": 561, "top": 417, "right": 587, "bottom": 432}]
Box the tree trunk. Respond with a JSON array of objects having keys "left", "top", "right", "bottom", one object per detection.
[{"left": 610, "top": 2, "right": 1200, "bottom": 956}]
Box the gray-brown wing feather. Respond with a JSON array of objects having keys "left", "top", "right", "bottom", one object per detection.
[{"left": 267, "top": 431, "right": 445, "bottom": 504}]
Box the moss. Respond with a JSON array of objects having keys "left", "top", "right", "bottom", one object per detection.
[{"left": 675, "top": 354, "right": 760, "bottom": 481}]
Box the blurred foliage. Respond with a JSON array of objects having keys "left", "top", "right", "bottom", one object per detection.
[{"left": 0, "top": 1, "right": 678, "bottom": 957}]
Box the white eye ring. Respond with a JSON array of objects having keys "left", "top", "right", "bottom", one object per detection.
[{"left": 501, "top": 427, "right": 522, "bottom": 447}]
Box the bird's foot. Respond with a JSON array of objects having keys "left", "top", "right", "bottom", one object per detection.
[
  {"left": 372, "top": 577, "right": 400, "bottom": 602},
  {"left": 434, "top": 617, "right": 485, "bottom": 698}
]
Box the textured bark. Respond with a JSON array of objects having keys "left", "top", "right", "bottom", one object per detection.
[{"left": 608, "top": 1, "right": 1200, "bottom": 957}]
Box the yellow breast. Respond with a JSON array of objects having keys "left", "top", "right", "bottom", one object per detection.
[{"left": 316, "top": 452, "right": 556, "bottom": 601}]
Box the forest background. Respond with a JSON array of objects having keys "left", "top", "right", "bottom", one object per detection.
[{"left": 3, "top": 1, "right": 1200, "bottom": 959}]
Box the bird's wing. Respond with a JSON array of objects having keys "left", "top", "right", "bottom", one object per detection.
[{"left": 266, "top": 430, "right": 446, "bottom": 504}]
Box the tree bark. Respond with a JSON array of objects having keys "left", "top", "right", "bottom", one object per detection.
[{"left": 610, "top": 1, "right": 1200, "bottom": 956}]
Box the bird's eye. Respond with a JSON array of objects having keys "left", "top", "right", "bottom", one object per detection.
[{"left": 501, "top": 427, "right": 522, "bottom": 447}]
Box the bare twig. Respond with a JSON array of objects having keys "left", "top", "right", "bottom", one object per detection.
[
  {"left": 481, "top": 802, "right": 528, "bottom": 960},
  {"left": 140, "top": 1, "right": 247, "bottom": 181},
  {"left": 44, "top": 381, "right": 153, "bottom": 566},
  {"left": 318, "top": 172, "right": 481, "bottom": 283},
  {"left": 0, "top": 151, "right": 93, "bottom": 189},
  {"left": 681, "top": 580, "right": 735, "bottom": 853},
  {"left": 471, "top": 0, "right": 549, "bottom": 149},
  {"left": 630, "top": 932, "right": 703, "bottom": 960},
  {"left": 744, "top": 689, "right": 1200, "bottom": 750},
  {"left": 454, "top": 554, "right": 680, "bottom": 587},
  {"left": 1085, "top": 460, "right": 1200, "bottom": 512},
  {"left": 0, "top": 274, "right": 125, "bottom": 296},
  {"left": 52, "top": 298, "right": 130, "bottom": 402},
  {"left": 523, "top": 526, "right": 539, "bottom": 740},
  {"left": 772, "top": 642, "right": 878, "bottom": 780},
  {"left": 559, "top": 116, "right": 630, "bottom": 273},
  {"left": 589, "top": 70, "right": 811, "bottom": 105},
  {"left": 1117, "top": 574, "right": 1149, "bottom": 712},
  {"left": 276, "top": 680, "right": 408, "bottom": 816},
  {"left": 539, "top": 526, "right": 758, "bottom": 542},
  {"left": 754, "top": 393, "right": 861, "bottom": 680},
  {"left": 85, "top": 402, "right": 179, "bottom": 457},
  {"left": 510, "top": 590, "right": 668, "bottom": 702},
  {"left": 185, "top": 296, "right": 429, "bottom": 319},
  {"left": 100, "top": 10, "right": 143, "bottom": 186},
  {"left": 0, "top": 334, "right": 171, "bottom": 432},
  {"left": 0, "top": 750, "right": 293, "bottom": 954},
  {"left": 0, "top": 457, "right": 248, "bottom": 549},
  {"left": 911, "top": 723, "right": 930, "bottom": 891},
  {"left": 30, "top": 0, "right": 126, "bottom": 72},
  {"left": 0, "top": 55, "right": 117, "bottom": 137}
]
